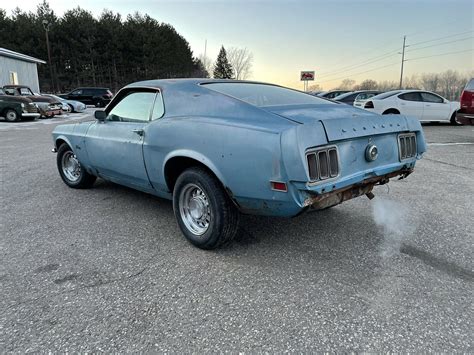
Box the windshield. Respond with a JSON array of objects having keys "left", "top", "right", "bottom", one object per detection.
[
  {"left": 372, "top": 91, "right": 401, "bottom": 100},
  {"left": 204, "top": 82, "right": 333, "bottom": 107}
]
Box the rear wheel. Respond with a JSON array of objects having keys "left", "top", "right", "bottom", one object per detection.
[
  {"left": 95, "top": 100, "right": 104, "bottom": 108},
  {"left": 382, "top": 109, "right": 400, "bottom": 115},
  {"left": 57, "top": 144, "right": 96, "bottom": 188},
  {"left": 4, "top": 109, "right": 19, "bottom": 122},
  {"left": 173, "top": 167, "right": 240, "bottom": 249}
]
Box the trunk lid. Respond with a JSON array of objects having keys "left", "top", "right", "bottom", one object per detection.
[{"left": 265, "top": 104, "right": 409, "bottom": 141}]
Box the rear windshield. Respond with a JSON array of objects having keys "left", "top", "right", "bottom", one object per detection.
[
  {"left": 204, "top": 82, "right": 332, "bottom": 107},
  {"left": 465, "top": 78, "right": 474, "bottom": 90},
  {"left": 371, "top": 91, "right": 401, "bottom": 100}
]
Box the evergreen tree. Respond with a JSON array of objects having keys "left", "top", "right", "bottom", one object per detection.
[{"left": 213, "top": 46, "right": 234, "bottom": 79}]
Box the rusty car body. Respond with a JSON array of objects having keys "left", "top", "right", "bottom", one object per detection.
[{"left": 52, "top": 79, "right": 426, "bottom": 249}]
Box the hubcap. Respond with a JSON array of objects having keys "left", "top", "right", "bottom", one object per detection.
[
  {"left": 179, "top": 183, "right": 211, "bottom": 236},
  {"left": 6, "top": 111, "right": 17, "bottom": 121},
  {"left": 61, "top": 151, "right": 81, "bottom": 182}
]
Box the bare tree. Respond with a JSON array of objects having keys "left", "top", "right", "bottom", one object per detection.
[
  {"left": 403, "top": 74, "right": 420, "bottom": 89},
  {"left": 308, "top": 84, "right": 323, "bottom": 92},
  {"left": 356, "top": 79, "right": 378, "bottom": 90},
  {"left": 338, "top": 79, "right": 355, "bottom": 90},
  {"left": 227, "top": 47, "right": 253, "bottom": 80},
  {"left": 420, "top": 73, "right": 440, "bottom": 92},
  {"left": 198, "top": 54, "right": 214, "bottom": 78},
  {"left": 377, "top": 80, "right": 398, "bottom": 91},
  {"left": 439, "top": 70, "right": 461, "bottom": 100}
]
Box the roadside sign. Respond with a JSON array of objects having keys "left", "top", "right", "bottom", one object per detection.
[{"left": 300, "top": 71, "right": 315, "bottom": 81}]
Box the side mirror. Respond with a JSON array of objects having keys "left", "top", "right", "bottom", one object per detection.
[{"left": 94, "top": 110, "right": 107, "bottom": 121}]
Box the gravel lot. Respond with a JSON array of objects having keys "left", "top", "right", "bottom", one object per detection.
[{"left": 1, "top": 109, "right": 473, "bottom": 352}]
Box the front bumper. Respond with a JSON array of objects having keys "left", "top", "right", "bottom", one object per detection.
[
  {"left": 21, "top": 113, "right": 41, "bottom": 119},
  {"left": 456, "top": 112, "right": 474, "bottom": 125}
]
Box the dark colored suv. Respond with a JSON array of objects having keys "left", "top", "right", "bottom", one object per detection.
[
  {"left": 456, "top": 78, "right": 474, "bottom": 125},
  {"left": 59, "top": 87, "right": 113, "bottom": 107}
]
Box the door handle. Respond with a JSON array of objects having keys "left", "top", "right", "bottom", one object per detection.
[{"left": 132, "top": 129, "right": 144, "bottom": 136}]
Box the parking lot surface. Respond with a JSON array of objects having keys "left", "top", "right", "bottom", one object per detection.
[{"left": 1, "top": 110, "right": 473, "bottom": 352}]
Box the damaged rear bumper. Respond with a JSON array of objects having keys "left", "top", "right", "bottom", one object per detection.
[{"left": 301, "top": 168, "right": 413, "bottom": 212}]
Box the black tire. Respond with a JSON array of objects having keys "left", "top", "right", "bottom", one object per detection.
[
  {"left": 4, "top": 109, "right": 19, "bottom": 122},
  {"left": 56, "top": 144, "right": 96, "bottom": 189},
  {"left": 382, "top": 109, "right": 400, "bottom": 115},
  {"left": 173, "top": 167, "right": 240, "bottom": 249},
  {"left": 68, "top": 104, "right": 75, "bottom": 113},
  {"left": 95, "top": 100, "right": 104, "bottom": 108},
  {"left": 450, "top": 112, "right": 460, "bottom": 125}
]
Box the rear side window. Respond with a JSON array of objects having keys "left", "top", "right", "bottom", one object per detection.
[
  {"left": 72, "top": 89, "right": 82, "bottom": 95},
  {"left": 421, "top": 92, "right": 443, "bottom": 103},
  {"left": 465, "top": 79, "right": 474, "bottom": 90},
  {"left": 399, "top": 92, "right": 423, "bottom": 102}
]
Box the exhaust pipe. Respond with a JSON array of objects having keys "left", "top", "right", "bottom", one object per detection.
[{"left": 366, "top": 192, "right": 375, "bottom": 200}]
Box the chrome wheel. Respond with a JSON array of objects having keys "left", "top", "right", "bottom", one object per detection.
[
  {"left": 179, "top": 183, "right": 211, "bottom": 236},
  {"left": 61, "top": 151, "right": 81, "bottom": 182}
]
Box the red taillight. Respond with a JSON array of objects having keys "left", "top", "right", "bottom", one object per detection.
[
  {"left": 364, "top": 101, "right": 374, "bottom": 109},
  {"left": 270, "top": 181, "right": 287, "bottom": 192}
]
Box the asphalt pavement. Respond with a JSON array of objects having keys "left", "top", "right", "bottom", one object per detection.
[{"left": 1, "top": 110, "right": 473, "bottom": 352}]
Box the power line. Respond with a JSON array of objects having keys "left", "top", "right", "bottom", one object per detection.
[
  {"left": 405, "top": 48, "right": 474, "bottom": 61},
  {"left": 406, "top": 36, "right": 474, "bottom": 52},
  {"left": 317, "top": 62, "right": 400, "bottom": 84},
  {"left": 317, "top": 50, "right": 399, "bottom": 79},
  {"left": 408, "top": 30, "right": 474, "bottom": 47},
  {"left": 405, "top": 19, "right": 468, "bottom": 37}
]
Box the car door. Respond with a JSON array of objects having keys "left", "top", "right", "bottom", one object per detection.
[
  {"left": 85, "top": 89, "right": 158, "bottom": 190},
  {"left": 397, "top": 92, "right": 424, "bottom": 120},
  {"left": 69, "top": 89, "right": 83, "bottom": 102},
  {"left": 420, "top": 92, "right": 450, "bottom": 121}
]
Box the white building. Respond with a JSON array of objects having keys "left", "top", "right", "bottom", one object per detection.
[{"left": 0, "top": 48, "right": 46, "bottom": 93}]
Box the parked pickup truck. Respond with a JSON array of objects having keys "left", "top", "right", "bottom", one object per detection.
[
  {"left": 3, "top": 85, "right": 62, "bottom": 118},
  {"left": 0, "top": 88, "right": 40, "bottom": 122}
]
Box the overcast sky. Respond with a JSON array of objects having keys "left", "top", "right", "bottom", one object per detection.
[{"left": 3, "top": 0, "right": 473, "bottom": 89}]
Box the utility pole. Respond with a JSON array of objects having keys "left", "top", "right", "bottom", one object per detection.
[
  {"left": 399, "top": 35, "right": 407, "bottom": 89},
  {"left": 42, "top": 19, "right": 54, "bottom": 92}
]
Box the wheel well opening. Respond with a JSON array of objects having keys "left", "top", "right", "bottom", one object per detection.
[
  {"left": 164, "top": 157, "right": 217, "bottom": 192},
  {"left": 383, "top": 108, "right": 400, "bottom": 114},
  {"left": 55, "top": 139, "right": 68, "bottom": 149}
]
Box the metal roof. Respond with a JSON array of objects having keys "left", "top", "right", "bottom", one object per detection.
[{"left": 0, "top": 48, "right": 46, "bottom": 64}]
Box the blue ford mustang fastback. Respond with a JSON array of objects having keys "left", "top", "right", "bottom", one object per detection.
[{"left": 52, "top": 79, "right": 426, "bottom": 249}]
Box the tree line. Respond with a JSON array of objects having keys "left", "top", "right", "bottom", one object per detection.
[
  {"left": 0, "top": 1, "right": 208, "bottom": 93},
  {"left": 311, "top": 69, "right": 473, "bottom": 101}
]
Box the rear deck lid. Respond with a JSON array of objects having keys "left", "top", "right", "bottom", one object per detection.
[{"left": 265, "top": 104, "right": 410, "bottom": 141}]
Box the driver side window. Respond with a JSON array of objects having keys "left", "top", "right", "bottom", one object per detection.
[{"left": 107, "top": 91, "right": 156, "bottom": 122}]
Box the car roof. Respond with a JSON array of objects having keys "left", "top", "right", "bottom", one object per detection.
[
  {"left": 3, "top": 85, "right": 30, "bottom": 88},
  {"left": 74, "top": 87, "right": 110, "bottom": 90},
  {"left": 126, "top": 78, "right": 289, "bottom": 91}
]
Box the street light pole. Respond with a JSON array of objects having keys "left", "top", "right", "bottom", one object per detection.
[{"left": 42, "top": 19, "right": 54, "bottom": 92}]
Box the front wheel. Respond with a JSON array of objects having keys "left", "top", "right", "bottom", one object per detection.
[
  {"left": 4, "top": 109, "right": 19, "bottom": 122},
  {"left": 173, "top": 167, "right": 240, "bottom": 249},
  {"left": 57, "top": 144, "right": 96, "bottom": 188}
]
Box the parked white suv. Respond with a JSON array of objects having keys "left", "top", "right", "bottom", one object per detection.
[{"left": 362, "top": 90, "right": 460, "bottom": 124}]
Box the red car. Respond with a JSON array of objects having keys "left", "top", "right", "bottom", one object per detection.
[{"left": 456, "top": 78, "right": 474, "bottom": 125}]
